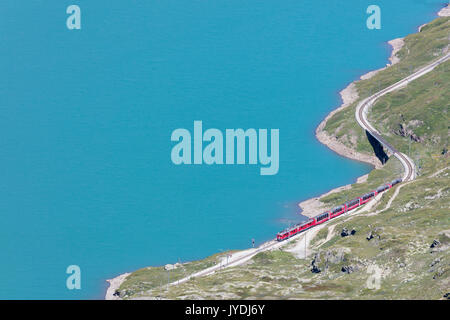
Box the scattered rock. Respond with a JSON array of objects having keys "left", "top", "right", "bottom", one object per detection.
[
  {"left": 311, "top": 265, "right": 321, "bottom": 273},
  {"left": 341, "top": 227, "right": 356, "bottom": 237},
  {"left": 341, "top": 228, "right": 349, "bottom": 237},
  {"left": 367, "top": 227, "right": 382, "bottom": 241},
  {"left": 430, "top": 257, "right": 441, "bottom": 267},
  {"left": 164, "top": 262, "right": 182, "bottom": 271},
  {"left": 407, "top": 119, "right": 424, "bottom": 128},
  {"left": 310, "top": 249, "right": 349, "bottom": 274},
  {"left": 311, "top": 254, "right": 320, "bottom": 273},
  {"left": 394, "top": 123, "right": 423, "bottom": 142},
  {"left": 341, "top": 266, "right": 354, "bottom": 274},
  {"left": 430, "top": 239, "right": 441, "bottom": 248},
  {"left": 433, "top": 268, "right": 444, "bottom": 279}
]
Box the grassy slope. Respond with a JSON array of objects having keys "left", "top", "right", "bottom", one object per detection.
[
  {"left": 116, "top": 16, "right": 449, "bottom": 300},
  {"left": 323, "top": 17, "right": 450, "bottom": 156}
]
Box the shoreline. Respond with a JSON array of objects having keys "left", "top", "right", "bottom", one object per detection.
[
  {"left": 302, "top": 3, "right": 450, "bottom": 217},
  {"left": 104, "top": 4, "right": 450, "bottom": 299},
  {"left": 105, "top": 272, "right": 131, "bottom": 300},
  {"left": 303, "top": 37, "right": 404, "bottom": 218}
]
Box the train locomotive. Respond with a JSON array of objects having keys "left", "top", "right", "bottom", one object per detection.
[{"left": 276, "top": 178, "right": 402, "bottom": 241}]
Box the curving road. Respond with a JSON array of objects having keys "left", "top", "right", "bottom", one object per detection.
[{"left": 355, "top": 52, "right": 450, "bottom": 181}]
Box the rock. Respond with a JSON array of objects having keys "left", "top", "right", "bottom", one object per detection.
[
  {"left": 164, "top": 262, "right": 182, "bottom": 271},
  {"left": 341, "top": 266, "right": 354, "bottom": 274},
  {"left": 430, "top": 258, "right": 441, "bottom": 267},
  {"left": 311, "top": 252, "right": 323, "bottom": 273},
  {"left": 430, "top": 239, "right": 441, "bottom": 248},
  {"left": 433, "top": 268, "right": 444, "bottom": 279},
  {"left": 367, "top": 228, "right": 382, "bottom": 241},
  {"left": 311, "top": 265, "right": 321, "bottom": 273},
  {"left": 164, "top": 264, "right": 174, "bottom": 271},
  {"left": 394, "top": 123, "right": 423, "bottom": 142},
  {"left": 341, "top": 227, "right": 356, "bottom": 237},
  {"left": 310, "top": 249, "right": 349, "bottom": 274},
  {"left": 407, "top": 119, "right": 424, "bottom": 128},
  {"left": 398, "top": 263, "right": 406, "bottom": 268}
]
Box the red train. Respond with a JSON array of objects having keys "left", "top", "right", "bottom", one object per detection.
[{"left": 276, "top": 178, "right": 402, "bottom": 241}]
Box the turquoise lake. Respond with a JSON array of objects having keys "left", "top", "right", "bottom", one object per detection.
[{"left": 0, "top": 1, "right": 443, "bottom": 299}]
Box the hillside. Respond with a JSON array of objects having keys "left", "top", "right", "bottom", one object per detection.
[{"left": 109, "top": 15, "right": 449, "bottom": 300}]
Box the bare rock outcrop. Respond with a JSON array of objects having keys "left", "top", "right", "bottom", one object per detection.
[
  {"left": 394, "top": 123, "right": 423, "bottom": 142},
  {"left": 341, "top": 227, "right": 357, "bottom": 237}
]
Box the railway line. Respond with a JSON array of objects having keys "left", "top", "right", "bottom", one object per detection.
[
  {"left": 356, "top": 52, "right": 450, "bottom": 182},
  {"left": 163, "top": 52, "right": 450, "bottom": 291}
]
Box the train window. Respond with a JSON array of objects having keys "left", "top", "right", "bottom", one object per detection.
[
  {"left": 362, "top": 193, "right": 373, "bottom": 200},
  {"left": 332, "top": 206, "right": 343, "bottom": 213},
  {"left": 317, "top": 212, "right": 328, "bottom": 221}
]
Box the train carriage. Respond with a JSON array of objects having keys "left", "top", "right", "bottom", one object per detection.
[
  {"left": 276, "top": 177, "right": 402, "bottom": 241},
  {"left": 361, "top": 191, "right": 375, "bottom": 204},
  {"left": 330, "top": 204, "right": 346, "bottom": 218},
  {"left": 315, "top": 211, "right": 330, "bottom": 225},
  {"left": 345, "top": 198, "right": 361, "bottom": 212}
]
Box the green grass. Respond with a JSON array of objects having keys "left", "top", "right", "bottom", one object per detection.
[
  {"left": 319, "top": 157, "right": 403, "bottom": 208},
  {"left": 113, "top": 16, "right": 450, "bottom": 300},
  {"left": 150, "top": 171, "right": 449, "bottom": 299},
  {"left": 117, "top": 250, "right": 236, "bottom": 298},
  {"left": 323, "top": 17, "right": 450, "bottom": 158}
]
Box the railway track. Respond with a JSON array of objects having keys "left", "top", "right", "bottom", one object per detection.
[
  {"left": 164, "top": 53, "right": 450, "bottom": 291},
  {"left": 356, "top": 52, "right": 450, "bottom": 182}
]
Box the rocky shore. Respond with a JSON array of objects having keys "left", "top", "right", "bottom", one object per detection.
[
  {"left": 301, "top": 35, "right": 405, "bottom": 218},
  {"left": 301, "top": 3, "right": 450, "bottom": 219},
  {"left": 104, "top": 4, "right": 450, "bottom": 299}
]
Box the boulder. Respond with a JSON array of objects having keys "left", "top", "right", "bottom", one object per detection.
[
  {"left": 341, "top": 228, "right": 356, "bottom": 237},
  {"left": 430, "top": 239, "right": 441, "bottom": 248},
  {"left": 311, "top": 265, "right": 321, "bottom": 273},
  {"left": 311, "top": 253, "right": 322, "bottom": 273},
  {"left": 433, "top": 268, "right": 444, "bottom": 279},
  {"left": 164, "top": 264, "right": 174, "bottom": 271},
  {"left": 367, "top": 228, "right": 382, "bottom": 241},
  {"left": 430, "top": 257, "right": 441, "bottom": 267},
  {"left": 394, "top": 123, "right": 423, "bottom": 142}
]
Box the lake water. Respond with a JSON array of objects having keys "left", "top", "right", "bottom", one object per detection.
[{"left": 0, "top": 0, "right": 442, "bottom": 299}]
